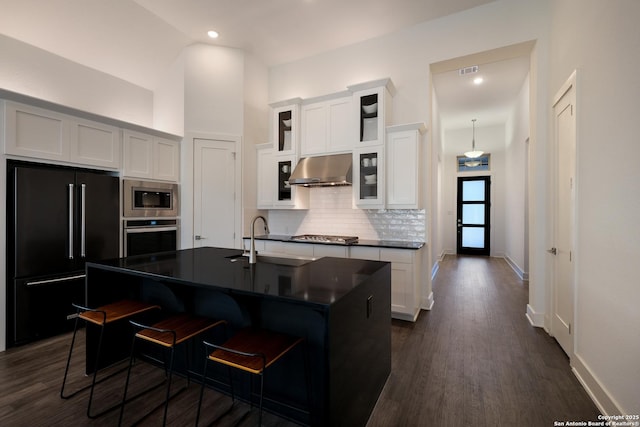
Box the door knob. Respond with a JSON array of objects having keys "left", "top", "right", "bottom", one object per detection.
[
  {"left": 195, "top": 235, "right": 206, "bottom": 241},
  {"left": 547, "top": 247, "right": 557, "bottom": 255}
]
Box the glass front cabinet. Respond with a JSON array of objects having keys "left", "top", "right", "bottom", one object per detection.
[
  {"left": 348, "top": 78, "right": 396, "bottom": 147},
  {"left": 270, "top": 99, "right": 301, "bottom": 156},
  {"left": 353, "top": 146, "right": 384, "bottom": 208}
]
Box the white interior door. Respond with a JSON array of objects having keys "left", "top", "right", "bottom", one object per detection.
[
  {"left": 193, "top": 138, "right": 237, "bottom": 248},
  {"left": 551, "top": 72, "right": 577, "bottom": 357}
]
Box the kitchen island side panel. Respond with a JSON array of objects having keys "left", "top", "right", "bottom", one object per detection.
[{"left": 328, "top": 263, "right": 391, "bottom": 427}]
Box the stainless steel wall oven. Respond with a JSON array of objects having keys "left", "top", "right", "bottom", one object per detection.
[{"left": 124, "top": 219, "right": 179, "bottom": 257}]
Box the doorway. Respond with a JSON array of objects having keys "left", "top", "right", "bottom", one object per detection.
[
  {"left": 550, "top": 71, "right": 577, "bottom": 357},
  {"left": 456, "top": 176, "right": 491, "bottom": 256},
  {"left": 193, "top": 137, "right": 238, "bottom": 249}
]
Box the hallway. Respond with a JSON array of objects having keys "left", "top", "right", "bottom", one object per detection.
[{"left": 368, "top": 255, "right": 600, "bottom": 426}]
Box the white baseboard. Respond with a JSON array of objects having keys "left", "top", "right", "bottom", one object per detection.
[
  {"left": 526, "top": 304, "right": 544, "bottom": 327},
  {"left": 504, "top": 254, "right": 528, "bottom": 281},
  {"left": 431, "top": 261, "right": 439, "bottom": 281},
  {"left": 572, "top": 353, "right": 622, "bottom": 416},
  {"left": 421, "top": 291, "right": 434, "bottom": 310}
]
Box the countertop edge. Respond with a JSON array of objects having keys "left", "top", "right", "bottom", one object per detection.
[{"left": 243, "top": 235, "right": 425, "bottom": 250}]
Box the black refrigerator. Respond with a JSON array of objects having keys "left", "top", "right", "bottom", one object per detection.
[{"left": 6, "top": 160, "right": 119, "bottom": 346}]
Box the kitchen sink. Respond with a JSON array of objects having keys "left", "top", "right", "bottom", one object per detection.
[{"left": 226, "top": 253, "right": 316, "bottom": 267}]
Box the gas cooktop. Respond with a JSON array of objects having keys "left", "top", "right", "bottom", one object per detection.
[{"left": 291, "top": 234, "right": 359, "bottom": 245}]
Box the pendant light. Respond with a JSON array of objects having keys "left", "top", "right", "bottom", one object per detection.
[{"left": 464, "top": 119, "right": 484, "bottom": 159}]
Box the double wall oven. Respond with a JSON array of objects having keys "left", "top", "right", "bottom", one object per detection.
[{"left": 123, "top": 180, "right": 179, "bottom": 256}]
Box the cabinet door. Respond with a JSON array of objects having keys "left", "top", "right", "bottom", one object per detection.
[
  {"left": 272, "top": 104, "right": 299, "bottom": 155},
  {"left": 352, "top": 88, "right": 386, "bottom": 147},
  {"left": 349, "top": 246, "right": 380, "bottom": 261},
  {"left": 69, "top": 119, "right": 121, "bottom": 169},
  {"left": 327, "top": 97, "right": 353, "bottom": 153},
  {"left": 4, "top": 102, "right": 70, "bottom": 161},
  {"left": 314, "top": 244, "right": 348, "bottom": 258},
  {"left": 154, "top": 137, "right": 180, "bottom": 182},
  {"left": 353, "top": 147, "right": 384, "bottom": 208},
  {"left": 387, "top": 129, "right": 419, "bottom": 209},
  {"left": 256, "top": 146, "right": 275, "bottom": 209},
  {"left": 389, "top": 262, "right": 414, "bottom": 316},
  {"left": 300, "top": 102, "right": 327, "bottom": 156},
  {"left": 273, "top": 155, "right": 308, "bottom": 209},
  {"left": 123, "top": 130, "right": 153, "bottom": 179}
]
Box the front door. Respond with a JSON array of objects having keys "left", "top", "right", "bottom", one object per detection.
[
  {"left": 551, "top": 72, "right": 577, "bottom": 357},
  {"left": 456, "top": 176, "right": 491, "bottom": 256},
  {"left": 193, "top": 138, "right": 238, "bottom": 249}
]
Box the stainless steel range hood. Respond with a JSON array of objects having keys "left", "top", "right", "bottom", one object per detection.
[{"left": 288, "top": 153, "right": 352, "bottom": 187}]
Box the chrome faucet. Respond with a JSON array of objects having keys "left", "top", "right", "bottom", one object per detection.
[{"left": 249, "top": 215, "right": 269, "bottom": 264}]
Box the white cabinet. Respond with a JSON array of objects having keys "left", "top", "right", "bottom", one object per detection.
[
  {"left": 300, "top": 93, "right": 352, "bottom": 156},
  {"left": 348, "top": 79, "right": 395, "bottom": 147},
  {"left": 380, "top": 248, "right": 420, "bottom": 321},
  {"left": 386, "top": 123, "right": 426, "bottom": 209},
  {"left": 3, "top": 101, "right": 120, "bottom": 169},
  {"left": 271, "top": 99, "right": 301, "bottom": 156},
  {"left": 256, "top": 144, "right": 308, "bottom": 210},
  {"left": 123, "top": 130, "right": 179, "bottom": 182},
  {"left": 314, "top": 244, "right": 348, "bottom": 258},
  {"left": 153, "top": 137, "right": 180, "bottom": 182},
  {"left": 256, "top": 144, "right": 275, "bottom": 209},
  {"left": 353, "top": 146, "right": 385, "bottom": 208},
  {"left": 349, "top": 245, "right": 423, "bottom": 322},
  {"left": 69, "top": 118, "right": 120, "bottom": 169}
]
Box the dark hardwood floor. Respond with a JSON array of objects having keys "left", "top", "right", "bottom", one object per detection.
[{"left": 0, "top": 255, "right": 600, "bottom": 426}]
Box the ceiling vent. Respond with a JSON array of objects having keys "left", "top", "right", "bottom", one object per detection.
[{"left": 459, "top": 65, "right": 479, "bottom": 76}]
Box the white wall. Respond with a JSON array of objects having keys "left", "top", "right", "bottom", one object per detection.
[
  {"left": 0, "top": 34, "right": 154, "bottom": 127},
  {"left": 242, "top": 55, "right": 270, "bottom": 236},
  {"left": 504, "top": 74, "right": 529, "bottom": 277},
  {"left": 441, "top": 125, "right": 506, "bottom": 257},
  {"left": 548, "top": 0, "right": 640, "bottom": 416}
]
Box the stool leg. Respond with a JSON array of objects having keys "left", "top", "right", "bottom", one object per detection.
[
  {"left": 60, "top": 314, "right": 81, "bottom": 399},
  {"left": 86, "top": 323, "right": 106, "bottom": 418},
  {"left": 118, "top": 333, "right": 138, "bottom": 427},
  {"left": 162, "top": 346, "right": 175, "bottom": 427},
  {"left": 258, "top": 373, "right": 264, "bottom": 427},
  {"left": 195, "top": 356, "right": 209, "bottom": 427}
]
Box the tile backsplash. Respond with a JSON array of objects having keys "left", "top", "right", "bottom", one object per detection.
[{"left": 267, "top": 187, "right": 425, "bottom": 242}]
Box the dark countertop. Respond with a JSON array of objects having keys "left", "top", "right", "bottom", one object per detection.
[
  {"left": 86, "top": 246, "right": 390, "bottom": 307},
  {"left": 244, "top": 234, "right": 425, "bottom": 250}
]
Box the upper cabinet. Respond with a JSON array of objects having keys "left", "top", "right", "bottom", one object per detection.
[
  {"left": 386, "top": 123, "right": 427, "bottom": 209},
  {"left": 348, "top": 78, "right": 396, "bottom": 147},
  {"left": 300, "top": 92, "right": 353, "bottom": 156},
  {"left": 270, "top": 99, "right": 301, "bottom": 156},
  {"left": 123, "top": 130, "right": 179, "bottom": 182},
  {"left": 3, "top": 101, "right": 120, "bottom": 169},
  {"left": 256, "top": 143, "right": 308, "bottom": 210}
]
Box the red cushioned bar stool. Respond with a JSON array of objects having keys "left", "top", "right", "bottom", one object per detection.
[{"left": 60, "top": 299, "right": 161, "bottom": 418}]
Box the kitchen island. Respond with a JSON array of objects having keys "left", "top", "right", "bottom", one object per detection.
[{"left": 85, "top": 247, "right": 391, "bottom": 426}]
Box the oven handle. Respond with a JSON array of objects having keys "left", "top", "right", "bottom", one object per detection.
[
  {"left": 27, "top": 274, "right": 86, "bottom": 287},
  {"left": 124, "top": 226, "right": 178, "bottom": 234}
]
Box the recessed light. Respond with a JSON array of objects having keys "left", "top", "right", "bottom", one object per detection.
[
  {"left": 473, "top": 77, "right": 484, "bottom": 85},
  {"left": 207, "top": 30, "right": 219, "bottom": 39}
]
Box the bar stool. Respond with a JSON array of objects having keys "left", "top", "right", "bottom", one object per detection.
[
  {"left": 118, "top": 313, "right": 226, "bottom": 427},
  {"left": 60, "top": 300, "right": 161, "bottom": 418},
  {"left": 195, "top": 328, "right": 305, "bottom": 427}
]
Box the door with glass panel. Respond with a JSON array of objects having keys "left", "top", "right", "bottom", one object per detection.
[{"left": 456, "top": 176, "right": 491, "bottom": 256}]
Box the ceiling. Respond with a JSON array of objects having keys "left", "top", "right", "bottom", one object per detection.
[
  {"left": 0, "top": 0, "right": 528, "bottom": 139},
  {"left": 0, "top": 0, "right": 494, "bottom": 90},
  {"left": 433, "top": 56, "right": 530, "bottom": 129}
]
